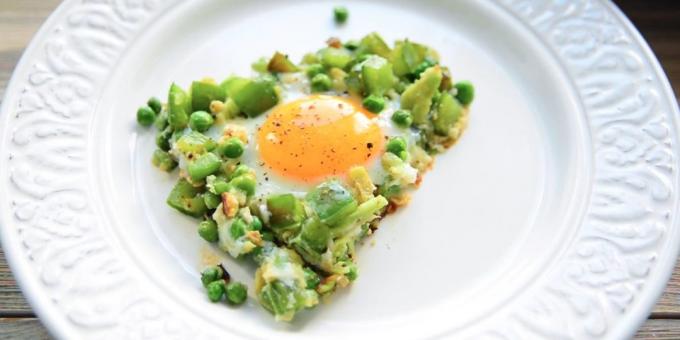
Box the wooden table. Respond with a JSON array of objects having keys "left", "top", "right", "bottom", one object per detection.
[{"left": 0, "top": 0, "right": 678, "bottom": 338}]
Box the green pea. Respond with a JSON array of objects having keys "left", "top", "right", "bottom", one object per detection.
[
  {"left": 229, "top": 164, "right": 253, "bottom": 180},
  {"left": 333, "top": 6, "right": 349, "bottom": 23},
  {"left": 391, "top": 109, "right": 413, "bottom": 128},
  {"left": 229, "top": 218, "right": 247, "bottom": 239},
  {"left": 346, "top": 265, "right": 358, "bottom": 281},
  {"left": 137, "top": 106, "right": 156, "bottom": 127},
  {"left": 311, "top": 73, "right": 332, "bottom": 92},
  {"left": 362, "top": 94, "right": 385, "bottom": 113},
  {"left": 386, "top": 136, "right": 407, "bottom": 159},
  {"left": 230, "top": 175, "right": 256, "bottom": 197},
  {"left": 411, "top": 59, "right": 437, "bottom": 80},
  {"left": 303, "top": 268, "right": 321, "bottom": 289},
  {"left": 454, "top": 81, "right": 475, "bottom": 106},
  {"left": 201, "top": 266, "right": 223, "bottom": 287},
  {"left": 148, "top": 97, "right": 163, "bottom": 113},
  {"left": 261, "top": 231, "right": 274, "bottom": 242},
  {"left": 219, "top": 137, "right": 245, "bottom": 159},
  {"left": 225, "top": 282, "right": 247, "bottom": 305},
  {"left": 206, "top": 280, "right": 226, "bottom": 302},
  {"left": 344, "top": 39, "right": 360, "bottom": 51},
  {"left": 151, "top": 149, "right": 178, "bottom": 172},
  {"left": 250, "top": 216, "right": 263, "bottom": 231},
  {"left": 156, "top": 127, "right": 173, "bottom": 151},
  {"left": 203, "top": 192, "right": 220, "bottom": 209},
  {"left": 198, "top": 219, "right": 219, "bottom": 242},
  {"left": 306, "top": 64, "right": 325, "bottom": 78},
  {"left": 189, "top": 111, "right": 214, "bottom": 132}
]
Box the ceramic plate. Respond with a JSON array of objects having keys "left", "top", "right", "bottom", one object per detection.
[{"left": 2, "top": 0, "right": 679, "bottom": 339}]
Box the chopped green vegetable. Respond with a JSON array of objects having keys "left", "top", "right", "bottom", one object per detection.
[
  {"left": 191, "top": 80, "right": 226, "bottom": 112},
  {"left": 362, "top": 94, "right": 385, "bottom": 113},
  {"left": 454, "top": 81, "right": 475, "bottom": 106},
  {"left": 188, "top": 152, "right": 221, "bottom": 181},
  {"left": 156, "top": 126, "right": 173, "bottom": 151},
  {"left": 333, "top": 6, "right": 349, "bottom": 23},
  {"left": 176, "top": 131, "right": 217, "bottom": 156},
  {"left": 166, "top": 179, "right": 207, "bottom": 217},
  {"left": 361, "top": 55, "right": 394, "bottom": 96},
  {"left": 433, "top": 93, "right": 463, "bottom": 136},
  {"left": 305, "top": 181, "right": 358, "bottom": 226},
  {"left": 198, "top": 219, "right": 219, "bottom": 242},
  {"left": 268, "top": 52, "right": 299, "bottom": 73},
  {"left": 167, "top": 83, "right": 192, "bottom": 129},
  {"left": 151, "top": 149, "right": 177, "bottom": 171},
  {"left": 306, "top": 64, "right": 325, "bottom": 78},
  {"left": 267, "top": 194, "right": 306, "bottom": 230},
  {"left": 401, "top": 66, "right": 442, "bottom": 125},
  {"left": 203, "top": 192, "right": 221, "bottom": 209},
  {"left": 227, "top": 77, "right": 279, "bottom": 117},
  {"left": 318, "top": 47, "right": 353, "bottom": 69},
  {"left": 356, "top": 33, "right": 391, "bottom": 58},
  {"left": 303, "top": 268, "right": 321, "bottom": 289},
  {"left": 137, "top": 106, "right": 156, "bottom": 127}
]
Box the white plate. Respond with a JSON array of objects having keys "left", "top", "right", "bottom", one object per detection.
[{"left": 2, "top": 0, "right": 679, "bottom": 339}]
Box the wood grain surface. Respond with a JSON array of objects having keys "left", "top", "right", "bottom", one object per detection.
[{"left": 0, "top": 0, "right": 678, "bottom": 339}]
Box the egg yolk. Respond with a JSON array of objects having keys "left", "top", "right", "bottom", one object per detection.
[{"left": 257, "top": 95, "right": 384, "bottom": 183}]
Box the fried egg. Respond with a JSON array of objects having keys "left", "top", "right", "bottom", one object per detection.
[{"left": 206, "top": 72, "right": 417, "bottom": 196}]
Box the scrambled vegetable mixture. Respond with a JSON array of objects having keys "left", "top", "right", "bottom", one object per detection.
[{"left": 137, "top": 29, "right": 474, "bottom": 321}]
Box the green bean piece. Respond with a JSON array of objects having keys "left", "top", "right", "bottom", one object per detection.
[
  {"left": 191, "top": 80, "right": 227, "bottom": 112},
  {"left": 333, "top": 6, "right": 349, "bottom": 23},
  {"left": 148, "top": 97, "right": 163, "bottom": 113},
  {"left": 154, "top": 110, "right": 168, "bottom": 131},
  {"left": 361, "top": 55, "right": 395, "bottom": 96},
  {"left": 362, "top": 94, "right": 385, "bottom": 113},
  {"left": 454, "top": 81, "right": 475, "bottom": 106},
  {"left": 206, "top": 280, "right": 226, "bottom": 302},
  {"left": 433, "top": 93, "right": 463, "bottom": 136},
  {"left": 188, "top": 152, "right": 221, "bottom": 181},
  {"left": 155, "top": 126, "right": 173, "bottom": 151},
  {"left": 386, "top": 136, "right": 407, "bottom": 159},
  {"left": 168, "top": 83, "right": 192, "bottom": 129},
  {"left": 230, "top": 175, "right": 256, "bottom": 197},
  {"left": 151, "top": 149, "right": 178, "bottom": 171},
  {"left": 268, "top": 52, "right": 299, "bottom": 73},
  {"left": 201, "top": 266, "right": 224, "bottom": 287},
  {"left": 198, "top": 219, "right": 219, "bottom": 242},
  {"left": 356, "top": 32, "right": 391, "bottom": 58},
  {"left": 306, "top": 64, "right": 325, "bottom": 78},
  {"left": 203, "top": 192, "right": 221, "bottom": 210},
  {"left": 311, "top": 73, "right": 332, "bottom": 92},
  {"left": 219, "top": 137, "right": 245, "bottom": 159},
  {"left": 318, "top": 47, "right": 353, "bottom": 69},
  {"left": 225, "top": 282, "right": 248, "bottom": 305},
  {"left": 136, "top": 106, "right": 156, "bottom": 127},
  {"left": 303, "top": 268, "right": 321, "bottom": 289},
  {"left": 189, "top": 111, "right": 214, "bottom": 132},
  {"left": 166, "top": 179, "right": 207, "bottom": 217},
  {"left": 391, "top": 109, "right": 413, "bottom": 128}
]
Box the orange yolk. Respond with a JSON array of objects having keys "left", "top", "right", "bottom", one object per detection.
[{"left": 257, "top": 95, "right": 384, "bottom": 183}]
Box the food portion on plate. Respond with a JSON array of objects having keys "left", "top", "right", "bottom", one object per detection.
[{"left": 136, "top": 31, "right": 474, "bottom": 321}]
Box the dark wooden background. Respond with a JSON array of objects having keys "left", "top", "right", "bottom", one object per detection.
[{"left": 0, "top": 0, "right": 679, "bottom": 338}]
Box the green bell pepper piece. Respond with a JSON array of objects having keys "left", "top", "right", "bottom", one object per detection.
[
  {"left": 167, "top": 83, "right": 192, "bottom": 129},
  {"left": 166, "top": 179, "right": 207, "bottom": 217},
  {"left": 191, "top": 80, "right": 226, "bottom": 112},
  {"left": 356, "top": 32, "right": 391, "bottom": 58},
  {"left": 187, "top": 152, "right": 221, "bottom": 181},
  {"left": 228, "top": 77, "right": 279, "bottom": 117},
  {"left": 361, "top": 55, "right": 395, "bottom": 97},
  {"left": 175, "top": 131, "right": 217, "bottom": 156}
]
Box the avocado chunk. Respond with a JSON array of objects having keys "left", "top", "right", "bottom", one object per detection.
[
  {"left": 361, "top": 55, "right": 395, "bottom": 97},
  {"left": 400, "top": 66, "right": 443, "bottom": 125},
  {"left": 433, "top": 93, "right": 463, "bottom": 136}
]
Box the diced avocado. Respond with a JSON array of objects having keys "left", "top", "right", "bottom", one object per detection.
[
  {"left": 167, "top": 83, "right": 192, "bottom": 129},
  {"left": 400, "top": 66, "right": 442, "bottom": 125},
  {"left": 318, "top": 47, "right": 353, "bottom": 69},
  {"left": 361, "top": 55, "right": 395, "bottom": 97},
  {"left": 356, "top": 32, "right": 391, "bottom": 58},
  {"left": 191, "top": 80, "right": 226, "bottom": 112},
  {"left": 433, "top": 93, "right": 463, "bottom": 136},
  {"left": 267, "top": 52, "right": 299, "bottom": 73},
  {"left": 166, "top": 179, "right": 207, "bottom": 217},
  {"left": 391, "top": 40, "right": 421, "bottom": 77}
]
